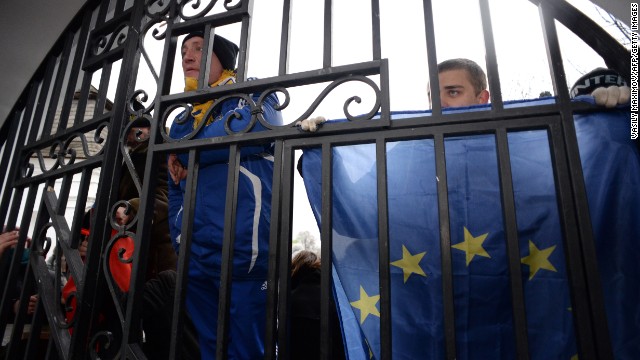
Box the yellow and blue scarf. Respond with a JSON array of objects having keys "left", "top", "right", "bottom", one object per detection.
[{"left": 184, "top": 69, "right": 236, "bottom": 129}]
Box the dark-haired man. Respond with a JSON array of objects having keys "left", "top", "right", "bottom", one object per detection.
[
  {"left": 431, "top": 58, "right": 629, "bottom": 109},
  {"left": 436, "top": 58, "right": 490, "bottom": 108}
]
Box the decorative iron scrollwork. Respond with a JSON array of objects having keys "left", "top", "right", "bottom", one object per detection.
[
  {"left": 19, "top": 123, "right": 108, "bottom": 179},
  {"left": 159, "top": 75, "right": 381, "bottom": 141},
  {"left": 179, "top": 0, "right": 218, "bottom": 20},
  {"left": 144, "top": 0, "right": 172, "bottom": 21},
  {"left": 223, "top": 0, "right": 243, "bottom": 10},
  {"left": 92, "top": 23, "right": 130, "bottom": 56},
  {"left": 89, "top": 331, "right": 115, "bottom": 360},
  {"left": 292, "top": 75, "right": 381, "bottom": 123},
  {"left": 34, "top": 222, "right": 53, "bottom": 258}
]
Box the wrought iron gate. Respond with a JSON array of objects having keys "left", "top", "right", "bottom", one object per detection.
[{"left": 0, "top": 0, "right": 632, "bottom": 359}]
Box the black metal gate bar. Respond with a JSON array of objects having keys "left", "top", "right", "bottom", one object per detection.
[
  {"left": 0, "top": 110, "right": 21, "bottom": 227},
  {"left": 273, "top": 141, "right": 295, "bottom": 360},
  {"left": 371, "top": 0, "right": 381, "bottom": 61},
  {"left": 375, "top": 137, "right": 392, "bottom": 360},
  {"left": 323, "top": 0, "right": 332, "bottom": 69},
  {"left": 235, "top": 2, "right": 252, "bottom": 83},
  {"left": 216, "top": 144, "right": 242, "bottom": 360},
  {"left": 422, "top": 0, "right": 442, "bottom": 116},
  {"left": 24, "top": 269, "right": 46, "bottom": 359},
  {"left": 7, "top": 184, "right": 51, "bottom": 359},
  {"left": 169, "top": 149, "right": 200, "bottom": 360},
  {"left": 278, "top": 0, "right": 293, "bottom": 76},
  {"left": 73, "top": 3, "right": 101, "bottom": 127},
  {"left": 51, "top": 32, "right": 77, "bottom": 135},
  {"left": 58, "top": 15, "right": 92, "bottom": 131},
  {"left": 495, "top": 128, "right": 529, "bottom": 359},
  {"left": 478, "top": 0, "right": 504, "bottom": 110},
  {"left": 530, "top": 0, "right": 630, "bottom": 76},
  {"left": 27, "top": 61, "right": 57, "bottom": 144},
  {"left": 264, "top": 139, "right": 286, "bottom": 360},
  {"left": 0, "top": 92, "right": 36, "bottom": 344},
  {"left": 318, "top": 143, "right": 334, "bottom": 360},
  {"left": 434, "top": 132, "right": 456, "bottom": 360},
  {"left": 539, "top": 2, "right": 614, "bottom": 358},
  {"left": 106, "top": 0, "right": 156, "bottom": 353}
]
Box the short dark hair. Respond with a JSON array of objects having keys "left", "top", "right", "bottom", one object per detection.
[
  {"left": 437, "top": 58, "right": 488, "bottom": 95},
  {"left": 291, "top": 250, "right": 320, "bottom": 279}
]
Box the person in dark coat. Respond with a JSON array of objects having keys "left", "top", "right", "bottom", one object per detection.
[
  {"left": 114, "top": 107, "right": 177, "bottom": 279},
  {"left": 290, "top": 250, "right": 346, "bottom": 360}
]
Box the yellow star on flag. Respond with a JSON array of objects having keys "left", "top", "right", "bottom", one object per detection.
[
  {"left": 451, "top": 227, "right": 491, "bottom": 266},
  {"left": 350, "top": 286, "right": 380, "bottom": 324},
  {"left": 521, "top": 240, "right": 557, "bottom": 280},
  {"left": 390, "top": 245, "right": 427, "bottom": 283}
]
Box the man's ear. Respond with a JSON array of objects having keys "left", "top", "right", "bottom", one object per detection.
[{"left": 477, "top": 89, "right": 490, "bottom": 104}]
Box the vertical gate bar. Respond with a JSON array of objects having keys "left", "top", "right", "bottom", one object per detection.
[
  {"left": 546, "top": 121, "right": 599, "bottom": 360},
  {"left": 276, "top": 141, "right": 296, "bottom": 360},
  {"left": 216, "top": 144, "right": 241, "bottom": 360},
  {"left": 94, "top": 61, "right": 113, "bottom": 117},
  {"left": 50, "top": 32, "right": 77, "bottom": 135},
  {"left": 165, "top": 8, "right": 188, "bottom": 360},
  {"left": 6, "top": 185, "right": 48, "bottom": 360},
  {"left": 45, "top": 337, "right": 58, "bottom": 360},
  {"left": 478, "top": 0, "right": 503, "bottom": 110},
  {"left": 39, "top": 52, "right": 65, "bottom": 138},
  {"left": 278, "top": 0, "right": 293, "bottom": 76},
  {"left": 158, "top": 4, "right": 179, "bottom": 98},
  {"left": 199, "top": 24, "right": 213, "bottom": 90},
  {"left": 0, "top": 84, "right": 39, "bottom": 339},
  {"left": 495, "top": 129, "right": 529, "bottom": 359},
  {"left": 0, "top": 108, "right": 27, "bottom": 224},
  {"left": 169, "top": 149, "right": 199, "bottom": 360},
  {"left": 60, "top": 13, "right": 93, "bottom": 130},
  {"left": 69, "top": 168, "right": 94, "bottom": 250},
  {"left": 434, "top": 133, "right": 456, "bottom": 360},
  {"left": 379, "top": 59, "right": 391, "bottom": 126},
  {"left": 318, "top": 143, "right": 333, "bottom": 360},
  {"left": 318, "top": 157, "right": 331, "bottom": 360},
  {"left": 96, "top": 0, "right": 111, "bottom": 27},
  {"left": 24, "top": 270, "right": 46, "bottom": 359},
  {"left": 74, "top": 0, "right": 144, "bottom": 354},
  {"left": 115, "top": 0, "right": 127, "bottom": 15},
  {"left": 28, "top": 59, "right": 57, "bottom": 143},
  {"left": 275, "top": 202, "right": 290, "bottom": 360},
  {"left": 422, "top": 0, "right": 441, "bottom": 116},
  {"left": 1, "top": 185, "right": 27, "bottom": 351},
  {"left": 72, "top": 71, "right": 94, "bottom": 126},
  {"left": 73, "top": 3, "right": 100, "bottom": 126},
  {"left": 375, "top": 137, "right": 392, "bottom": 360},
  {"left": 0, "top": 110, "right": 21, "bottom": 201},
  {"left": 112, "top": 0, "right": 156, "bottom": 351},
  {"left": 236, "top": 0, "right": 252, "bottom": 82},
  {"left": 539, "top": 3, "right": 613, "bottom": 359},
  {"left": 265, "top": 140, "right": 285, "bottom": 360},
  {"left": 371, "top": 0, "right": 381, "bottom": 60},
  {"left": 55, "top": 175, "right": 74, "bottom": 217},
  {"left": 323, "top": 0, "right": 332, "bottom": 68},
  {"left": 0, "top": 110, "right": 20, "bottom": 340}
]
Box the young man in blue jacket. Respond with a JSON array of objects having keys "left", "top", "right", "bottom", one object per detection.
[{"left": 167, "top": 32, "right": 283, "bottom": 359}]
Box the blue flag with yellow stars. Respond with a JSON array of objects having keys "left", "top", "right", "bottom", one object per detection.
[{"left": 301, "top": 98, "right": 639, "bottom": 360}]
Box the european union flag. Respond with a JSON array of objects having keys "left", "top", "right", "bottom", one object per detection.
[{"left": 301, "top": 99, "right": 639, "bottom": 359}]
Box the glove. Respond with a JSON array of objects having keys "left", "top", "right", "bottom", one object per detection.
[
  {"left": 570, "top": 68, "right": 630, "bottom": 108},
  {"left": 296, "top": 116, "right": 327, "bottom": 132}
]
